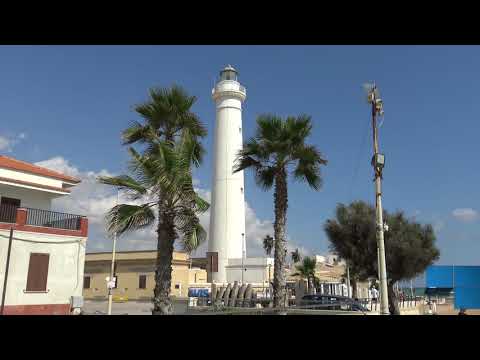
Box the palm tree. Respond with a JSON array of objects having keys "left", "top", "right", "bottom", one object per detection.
[
  {"left": 100, "top": 85, "right": 208, "bottom": 315},
  {"left": 99, "top": 132, "right": 209, "bottom": 315},
  {"left": 234, "top": 114, "right": 327, "bottom": 307},
  {"left": 122, "top": 85, "right": 207, "bottom": 149},
  {"left": 291, "top": 248, "right": 301, "bottom": 263},
  {"left": 263, "top": 235, "right": 274, "bottom": 256},
  {"left": 291, "top": 256, "right": 318, "bottom": 295}
]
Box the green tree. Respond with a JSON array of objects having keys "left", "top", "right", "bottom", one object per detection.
[
  {"left": 234, "top": 114, "right": 327, "bottom": 307},
  {"left": 324, "top": 201, "right": 440, "bottom": 314},
  {"left": 100, "top": 85, "right": 208, "bottom": 315},
  {"left": 291, "top": 248, "right": 302, "bottom": 263},
  {"left": 291, "top": 256, "right": 318, "bottom": 294},
  {"left": 263, "top": 235, "right": 274, "bottom": 256}
]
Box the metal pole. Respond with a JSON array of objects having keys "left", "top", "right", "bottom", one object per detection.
[
  {"left": 346, "top": 262, "right": 351, "bottom": 298},
  {"left": 107, "top": 190, "right": 119, "bottom": 315},
  {"left": 371, "top": 85, "right": 390, "bottom": 315},
  {"left": 1, "top": 228, "right": 14, "bottom": 315},
  {"left": 241, "top": 233, "right": 245, "bottom": 284}
]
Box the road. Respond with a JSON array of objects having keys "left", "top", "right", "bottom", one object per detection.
[{"left": 82, "top": 299, "right": 189, "bottom": 315}]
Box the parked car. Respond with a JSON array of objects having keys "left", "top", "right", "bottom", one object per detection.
[{"left": 300, "top": 294, "right": 369, "bottom": 312}]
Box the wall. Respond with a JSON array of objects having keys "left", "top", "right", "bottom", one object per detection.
[
  {"left": 0, "top": 228, "right": 87, "bottom": 311},
  {"left": 83, "top": 260, "right": 208, "bottom": 300},
  {"left": 0, "top": 168, "right": 66, "bottom": 191},
  {"left": 226, "top": 257, "right": 273, "bottom": 284},
  {"left": 0, "top": 184, "right": 56, "bottom": 210}
]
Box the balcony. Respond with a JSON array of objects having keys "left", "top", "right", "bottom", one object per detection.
[{"left": 0, "top": 204, "right": 88, "bottom": 236}]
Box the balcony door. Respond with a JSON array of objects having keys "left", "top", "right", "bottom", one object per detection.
[{"left": 0, "top": 197, "right": 20, "bottom": 223}]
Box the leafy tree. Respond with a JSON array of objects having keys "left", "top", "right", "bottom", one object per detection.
[
  {"left": 324, "top": 201, "right": 440, "bottom": 314},
  {"left": 100, "top": 86, "right": 207, "bottom": 315},
  {"left": 235, "top": 114, "right": 327, "bottom": 307},
  {"left": 291, "top": 248, "right": 302, "bottom": 263},
  {"left": 263, "top": 235, "right": 274, "bottom": 256},
  {"left": 291, "top": 256, "right": 318, "bottom": 294}
]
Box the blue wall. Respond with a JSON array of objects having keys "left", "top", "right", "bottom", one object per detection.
[{"left": 426, "top": 265, "right": 480, "bottom": 309}]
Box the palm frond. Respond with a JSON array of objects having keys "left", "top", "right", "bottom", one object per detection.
[
  {"left": 256, "top": 114, "right": 283, "bottom": 142},
  {"left": 97, "top": 175, "right": 148, "bottom": 199},
  {"left": 105, "top": 203, "right": 156, "bottom": 237}
]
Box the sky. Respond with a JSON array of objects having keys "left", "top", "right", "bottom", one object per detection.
[{"left": 0, "top": 45, "right": 479, "bottom": 265}]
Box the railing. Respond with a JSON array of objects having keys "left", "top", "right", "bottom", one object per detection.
[
  {"left": 0, "top": 203, "right": 18, "bottom": 223},
  {"left": 25, "top": 208, "right": 83, "bottom": 231},
  {"left": 213, "top": 80, "right": 246, "bottom": 95}
]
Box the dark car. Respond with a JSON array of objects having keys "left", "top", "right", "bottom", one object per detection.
[{"left": 300, "top": 294, "right": 369, "bottom": 312}]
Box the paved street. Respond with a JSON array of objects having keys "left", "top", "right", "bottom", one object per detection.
[{"left": 82, "top": 299, "right": 189, "bottom": 315}]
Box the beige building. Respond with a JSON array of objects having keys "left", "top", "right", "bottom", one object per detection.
[{"left": 83, "top": 250, "right": 207, "bottom": 301}]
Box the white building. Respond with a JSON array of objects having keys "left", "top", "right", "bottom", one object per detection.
[
  {"left": 0, "top": 155, "right": 88, "bottom": 315},
  {"left": 226, "top": 257, "right": 274, "bottom": 284},
  {"left": 207, "top": 65, "right": 247, "bottom": 283}
]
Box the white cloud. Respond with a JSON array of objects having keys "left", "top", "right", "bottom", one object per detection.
[
  {"left": 35, "top": 156, "right": 313, "bottom": 257},
  {"left": 452, "top": 208, "right": 478, "bottom": 223},
  {"left": 0, "top": 133, "right": 27, "bottom": 152}
]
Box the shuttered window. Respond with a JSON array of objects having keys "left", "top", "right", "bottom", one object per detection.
[
  {"left": 26, "top": 253, "right": 49, "bottom": 292},
  {"left": 84, "top": 276, "right": 91, "bottom": 289},
  {"left": 139, "top": 275, "right": 147, "bottom": 289}
]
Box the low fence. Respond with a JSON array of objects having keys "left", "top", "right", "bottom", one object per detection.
[{"left": 187, "top": 306, "right": 365, "bottom": 315}]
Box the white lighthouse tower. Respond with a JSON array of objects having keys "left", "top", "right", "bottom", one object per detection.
[{"left": 207, "top": 65, "right": 247, "bottom": 284}]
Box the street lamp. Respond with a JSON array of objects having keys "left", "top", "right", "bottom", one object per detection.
[
  {"left": 364, "top": 82, "right": 390, "bottom": 315},
  {"left": 107, "top": 189, "right": 119, "bottom": 315}
]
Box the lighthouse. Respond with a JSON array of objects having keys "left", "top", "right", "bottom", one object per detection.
[{"left": 207, "top": 65, "right": 247, "bottom": 283}]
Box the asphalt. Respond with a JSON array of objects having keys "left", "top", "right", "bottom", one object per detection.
[{"left": 82, "top": 299, "right": 189, "bottom": 315}]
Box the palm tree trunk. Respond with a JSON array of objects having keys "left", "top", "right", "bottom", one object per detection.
[
  {"left": 351, "top": 278, "right": 358, "bottom": 299},
  {"left": 153, "top": 202, "right": 177, "bottom": 315},
  {"left": 387, "top": 280, "right": 400, "bottom": 315},
  {"left": 273, "top": 169, "right": 288, "bottom": 308}
]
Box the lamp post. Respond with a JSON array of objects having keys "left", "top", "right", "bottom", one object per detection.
[
  {"left": 241, "top": 233, "right": 245, "bottom": 283},
  {"left": 365, "top": 82, "right": 390, "bottom": 315},
  {"left": 346, "top": 261, "right": 351, "bottom": 298},
  {"left": 107, "top": 189, "right": 119, "bottom": 315}
]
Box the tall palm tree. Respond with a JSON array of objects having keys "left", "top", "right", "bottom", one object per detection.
[
  {"left": 234, "top": 114, "right": 327, "bottom": 307},
  {"left": 101, "top": 85, "right": 207, "bottom": 315},
  {"left": 99, "top": 132, "right": 209, "bottom": 315},
  {"left": 291, "top": 256, "right": 318, "bottom": 295},
  {"left": 263, "top": 235, "right": 274, "bottom": 256},
  {"left": 291, "top": 248, "right": 301, "bottom": 263}
]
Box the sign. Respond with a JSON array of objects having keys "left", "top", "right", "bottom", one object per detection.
[
  {"left": 188, "top": 288, "right": 210, "bottom": 298},
  {"left": 107, "top": 276, "right": 117, "bottom": 289}
]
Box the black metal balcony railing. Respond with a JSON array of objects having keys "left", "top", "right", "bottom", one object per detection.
[
  {"left": 26, "top": 208, "right": 82, "bottom": 231},
  {"left": 0, "top": 203, "right": 18, "bottom": 223},
  {"left": 0, "top": 204, "right": 83, "bottom": 231}
]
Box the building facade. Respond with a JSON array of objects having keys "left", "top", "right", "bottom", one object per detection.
[
  {"left": 0, "top": 155, "right": 88, "bottom": 315},
  {"left": 83, "top": 250, "right": 208, "bottom": 301}
]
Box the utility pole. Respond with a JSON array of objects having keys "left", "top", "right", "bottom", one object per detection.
[
  {"left": 1, "top": 228, "right": 14, "bottom": 315},
  {"left": 107, "top": 190, "right": 119, "bottom": 315},
  {"left": 366, "top": 82, "right": 390, "bottom": 315}
]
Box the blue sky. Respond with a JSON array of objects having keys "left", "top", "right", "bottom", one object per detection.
[{"left": 0, "top": 45, "right": 479, "bottom": 265}]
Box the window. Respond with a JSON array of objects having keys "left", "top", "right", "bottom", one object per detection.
[
  {"left": 240, "top": 187, "right": 243, "bottom": 193},
  {"left": 0, "top": 197, "right": 20, "bottom": 223},
  {"left": 239, "top": 127, "right": 242, "bottom": 133},
  {"left": 83, "top": 276, "right": 91, "bottom": 289},
  {"left": 26, "top": 253, "right": 49, "bottom": 292},
  {"left": 139, "top": 275, "right": 147, "bottom": 289},
  {"left": 175, "top": 284, "right": 180, "bottom": 289}
]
